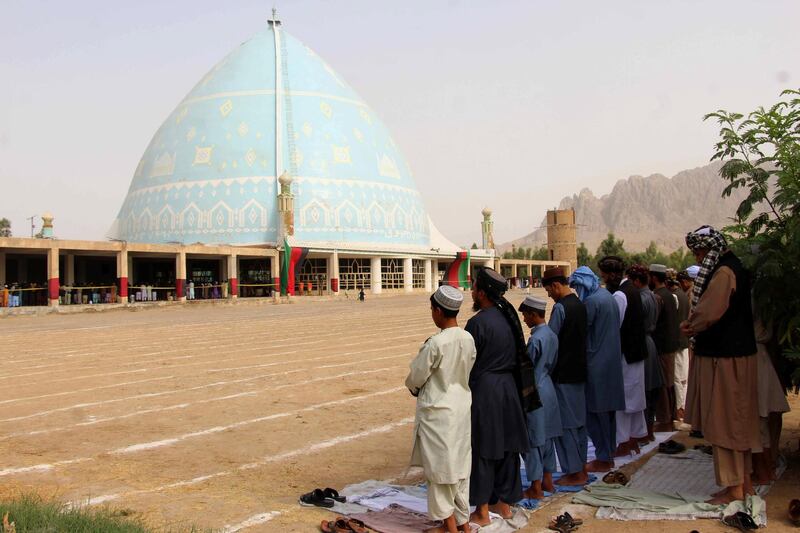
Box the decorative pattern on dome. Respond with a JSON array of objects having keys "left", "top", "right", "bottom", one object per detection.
[{"left": 110, "top": 25, "right": 430, "bottom": 247}]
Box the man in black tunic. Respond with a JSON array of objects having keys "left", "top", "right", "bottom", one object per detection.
[{"left": 465, "top": 268, "right": 530, "bottom": 526}]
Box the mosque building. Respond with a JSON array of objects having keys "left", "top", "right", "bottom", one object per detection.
[{"left": 0, "top": 15, "right": 571, "bottom": 308}]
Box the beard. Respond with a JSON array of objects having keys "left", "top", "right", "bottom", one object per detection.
[{"left": 472, "top": 300, "right": 481, "bottom": 312}]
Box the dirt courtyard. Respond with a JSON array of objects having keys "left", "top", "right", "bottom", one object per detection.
[{"left": 0, "top": 292, "right": 797, "bottom": 532}]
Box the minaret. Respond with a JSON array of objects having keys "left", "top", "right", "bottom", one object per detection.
[
  {"left": 481, "top": 207, "right": 495, "bottom": 250},
  {"left": 277, "top": 171, "right": 295, "bottom": 239}
]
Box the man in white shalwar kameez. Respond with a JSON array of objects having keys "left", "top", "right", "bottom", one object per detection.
[{"left": 406, "top": 285, "right": 477, "bottom": 533}]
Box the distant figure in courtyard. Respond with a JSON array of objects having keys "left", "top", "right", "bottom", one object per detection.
[
  {"left": 358, "top": 288, "right": 365, "bottom": 302},
  {"left": 406, "top": 285, "right": 476, "bottom": 533},
  {"left": 569, "top": 266, "right": 625, "bottom": 473},
  {"left": 681, "top": 225, "right": 760, "bottom": 505},
  {"left": 465, "top": 267, "right": 531, "bottom": 525},
  {"left": 518, "top": 295, "right": 561, "bottom": 499},
  {"left": 542, "top": 267, "right": 588, "bottom": 486}
]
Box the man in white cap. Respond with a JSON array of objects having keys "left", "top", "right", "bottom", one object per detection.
[
  {"left": 406, "top": 285, "right": 477, "bottom": 533},
  {"left": 518, "top": 295, "right": 561, "bottom": 499}
]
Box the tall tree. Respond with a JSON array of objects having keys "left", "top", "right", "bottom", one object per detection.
[
  {"left": 0, "top": 218, "right": 10, "bottom": 237},
  {"left": 577, "top": 242, "right": 592, "bottom": 267},
  {"left": 705, "top": 88, "right": 800, "bottom": 386},
  {"left": 596, "top": 232, "right": 627, "bottom": 259}
]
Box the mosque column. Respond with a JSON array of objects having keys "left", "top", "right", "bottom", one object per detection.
[
  {"left": 431, "top": 260, "right": 439, "bottom": 288},
  {"left": 0, "top": 251, "right": 5, "bottom": 285},
  {"left": 47, "top": 246, "right": 59, "bottom": 307},
  {"left": 370, "top": 257, "right": 382, "bottom": 295},
  {"left": 116, "top": 248, "right": 128, "bottom": 303},
  {"left": 403, "top": 257, "right": 413, "bottom": 293},
  {"left": 227, "top": 254, "right": 238, "bottom": 299},
  {"left": 423, "top": 259, "right": 432, "bottom": 292},
  {"left": 176, "top": 250, "right": 186, "bottom": 302},
  {"left": 270, "top": 255, "right": 280, "bottom": 302},
  {"left": 329, "top": 251, "right": 340, "bottom": 295}
]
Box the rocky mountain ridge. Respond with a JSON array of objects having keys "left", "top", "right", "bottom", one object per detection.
[{"left": 501, "top": 161, "right": 748, "bottom": 253}]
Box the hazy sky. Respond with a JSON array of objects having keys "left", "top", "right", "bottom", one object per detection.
[{"left": 2, "top": 0, "right": 798, "bottom": 246}]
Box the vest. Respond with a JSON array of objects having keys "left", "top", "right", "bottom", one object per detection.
[
  {"left": 693, "top": 252, "right": 757, "bottom": 357},
  {"left": 551, "top": 293, "right": 588, "bottom": 384},
  {"left": 653, "top": 286, "right": 680, "bottom": 354},
  {"left": 618, "top": 280, "right": 648, "bottom": 364},
  {"left": 673, "top": 287, "right": 690, "bottom": 350}
]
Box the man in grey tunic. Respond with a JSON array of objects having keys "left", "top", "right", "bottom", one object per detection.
[{"left": 569, "top": 266, "right": 625, "bottom": 473}]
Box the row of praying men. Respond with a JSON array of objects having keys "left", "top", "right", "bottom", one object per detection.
[{"left": 405, "top": 225, "right": 789, "bottom": 533}]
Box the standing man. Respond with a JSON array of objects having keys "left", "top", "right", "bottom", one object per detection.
[
  {"left": 406, "top": 285, "right": 476, "bottom": 533},
  {"left": 598, "top": 256, "right": 648, "bottom": 457},
  {"left": 466, "top": 268, "right": 531, "bottom": 525},
  {"left": 649, "top": 264, "right": 681, "bottom": 432},
  {"left": 627, "top": 265, "right": 663, "bottom": 443},
  {"left": 670, "top": 273, "right": 691, "bottom": 422},
  {"left": 681, "top": 225, "right": 760, "bottom": 504},
  {"left": 542, "top": 267, "right": 588, "bottom": 486},
  {"left": 569, "top": 266, "right": 625, "bottom": 473},
  {"left": 518, "top": 295, "right": 561, "bottom": 499}
]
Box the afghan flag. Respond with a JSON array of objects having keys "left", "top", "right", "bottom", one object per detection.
[
  {"left": 280, "top": 238, "right": 309, "bottom": 295},
  {"left": 443, "top": 250, "right": 471, "bottom": 289}
]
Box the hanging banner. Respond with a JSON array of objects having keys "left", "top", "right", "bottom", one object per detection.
[
  {"left": 280, "top": 238, "right": 309, "bottom": 295},
  {"left": 443, "top": 250, "right": 471, "bottom": 289}
]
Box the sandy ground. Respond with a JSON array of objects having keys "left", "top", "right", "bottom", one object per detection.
[{"left": 0, "top": 290, "right": 797, "bottom": 532}]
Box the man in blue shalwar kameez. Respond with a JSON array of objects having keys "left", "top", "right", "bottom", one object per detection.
[
  {"left": 569, "top": 266, "right": 626, "bottom": 473},
  {"left": 542, "top": 267, "right": 589, "bottom": 486},
  {"left": 518, "top": 295, "right": 562, "bottom": 499}
]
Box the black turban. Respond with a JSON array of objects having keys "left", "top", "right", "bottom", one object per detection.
[
  {"left": 598, "top": 255, "right": 625, "bottom": 274},
  {"left": 475, "top": 267, "right": 507, "bottom": 299}
]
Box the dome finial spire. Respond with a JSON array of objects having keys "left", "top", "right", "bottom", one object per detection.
[{"left": 268, "top": 6, "right": 281, "bottom": 26}]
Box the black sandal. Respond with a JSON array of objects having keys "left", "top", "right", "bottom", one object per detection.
[
  {"left": 300, "top": 488, "right": 334, "bottom": 508},
  {"left": 721, "top": 511, "right": 758, "bottom": 531},
  {"left": 658, "top": 440, "right": 686, "bottom": 454},
  {"left": 323, "top": 487, "right": 347, "bottom": 503},
  {"left": 548, "top": 511, "right": 582, "bottom": 532}
]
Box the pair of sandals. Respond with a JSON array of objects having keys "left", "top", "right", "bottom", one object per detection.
[
  {"left": 299, "top": 487, "right": 346, "bottom": 509},
  {"left": 658, "top": 440, "right": 686, "bottom": 455},
  {"left": 601, "top": 470, "right": 629, "bottom": 486},
  {"left": 320, "top": 517, "right": 368, "bottom": 533},
  {"left": 548, "top": 511, "right": 582, "bottom": 532}
]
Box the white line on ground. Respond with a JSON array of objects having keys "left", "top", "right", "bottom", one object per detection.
[
  {"left": 0, "top": 375, "right": 177, "bottom": 407},
  {"left": 87, "top": 417, "right": 414, "bottom": 506},
  {"left": 220, "top": 511, "right": 281, "bottom": 533}
]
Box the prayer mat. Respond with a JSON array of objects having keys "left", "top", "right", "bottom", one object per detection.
[{"left": 573, "top": 449, "right": 771, "bottom": 525}]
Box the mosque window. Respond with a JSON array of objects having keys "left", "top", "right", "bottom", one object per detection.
[
  {"left": 339, "top": 258, "right": 371, "bottom": 291},
  {"left": 297, "top": 258, "right": 327, "bottom": 291},
  {"left": 381, "top": 258, "right": 404, "bottom": 290},
  {"left": 411, "top": 259, "right": 425, "bottom": 288}
]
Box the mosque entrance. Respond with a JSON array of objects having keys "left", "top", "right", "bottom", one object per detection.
[
  {"left": 3, "top": 252, "right": 48, "bottom": 306},
  {"left": 297, "top": 257, "right": 327, "bottom": 295},
  {"left": 238, "top": 258, "right": 273, "bottom": 298},
  {"left": 60, "top": 253, "right": 118, "bottom": 305},
  {"left": 187, "top": 258, "right": 223, "bottom": 300},
  {"left": 130, "top": 257, "right": 176, "bottom": 302}
]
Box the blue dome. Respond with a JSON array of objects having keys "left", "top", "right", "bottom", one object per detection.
[{"left": 110, "top": 23, "right": 431, "bottom": 249}]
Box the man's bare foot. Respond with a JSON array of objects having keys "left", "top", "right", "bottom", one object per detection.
[
  {"left": 523, "top": 480, "right": 545, "bottom": 500},
  {"left": 456, "top": 523, "right": 470, "bottom": 533},
  {"left": 628, "top": 438, "right": 641, "bottom": 455},
  {"left": 426, "top": 514, "right": 459, "bottom": 533},
  {"left": 706, "top": 486, "right": 744, "bottom": 505},
  {"left": 488, "top": 501, "right": 513, "bottom": 519},
  {"left": 469, "top": 504, "right": 492, "bottom": 527},
  {"left": 614, "top": 441, "right": 631, "bottom": 457},
  {"left": 586, "top": 459, "right": 615, "bottom": 473},
  {"left": 677, "top": 408, "right": 685, "bottom": 420},
  {"left": 556, "top": 471, "right": 589, "bottom": 486},
  {"left": 542, "top": 472, "right": 556, "bottom": 493}
]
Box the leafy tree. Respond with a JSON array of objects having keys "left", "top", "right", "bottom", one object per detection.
[
  {"left": 0, "top": 218, "right": 10, "bottom": 237},
  {"left": 470, "top": 242, "right": 478, "bottom": 249},
  {"left": 705, "top": 88, "right": 800, "bottom": 387},
  {"left": 577, "top": 242, "right": 592, "bottom": 267},
  {"left": 596, "top": 233, "right": 627, "bottom": 259},
  {"left": 531, "top": 246, "right": 549, "bottom": 260}
]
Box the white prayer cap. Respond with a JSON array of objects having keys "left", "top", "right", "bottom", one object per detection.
[
  {"left": 649, "top": 263, "right": 667, "bottom": 274},
  {"left": 433, "top": 285, "right": 463, "bottom": 311},
  {"left": 519, "top": 295, "right": 547, "bottom": 312},
  {"left": 687, "top": 265, "right": 700, "bottom": 279}
]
